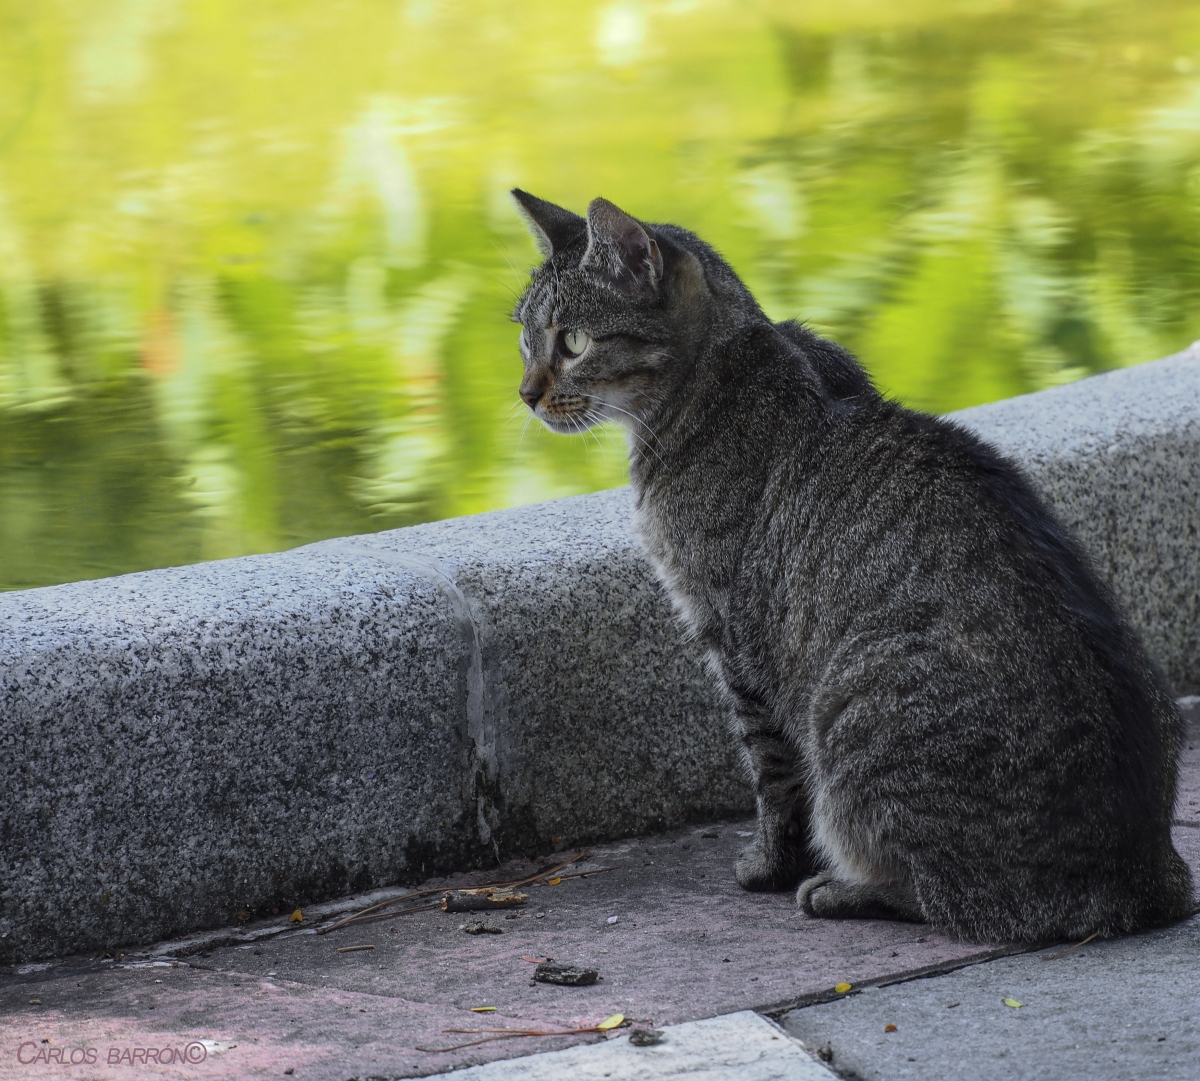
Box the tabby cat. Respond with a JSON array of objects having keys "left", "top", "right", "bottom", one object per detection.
[{"left": 510, "top": 189, "right": 1193, "bottom": 942}]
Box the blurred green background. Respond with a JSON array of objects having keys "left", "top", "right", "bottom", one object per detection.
[{"left": 3, "top": 0, "right": 1200, "bottom": 590}]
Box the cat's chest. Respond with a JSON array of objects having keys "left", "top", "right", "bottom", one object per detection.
[{"left": 632, "top": 496, "right": 720, "bottom": 636}]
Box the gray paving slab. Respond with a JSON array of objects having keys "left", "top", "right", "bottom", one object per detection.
[
  {"left": 780, "top": 913, "right": 1200, "bottom": 1081},
  {"left": 425, "top": 1011, "right": 837, "bottom": 1081}
]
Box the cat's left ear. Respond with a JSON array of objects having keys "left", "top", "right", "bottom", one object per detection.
[
  {"left": 583, "top": 198, "right": 663, "bottom": 290},
  {"left": 511, "top": 189, "right": 587, "bottom": 257}
]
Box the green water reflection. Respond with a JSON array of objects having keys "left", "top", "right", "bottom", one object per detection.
[{"left": 2, "top": 0, "right": 1199, "bottom": 590}]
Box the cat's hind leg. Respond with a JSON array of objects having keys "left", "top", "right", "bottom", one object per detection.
[{"left": 798, "top": 873, "right": 924, "bottom": 923}]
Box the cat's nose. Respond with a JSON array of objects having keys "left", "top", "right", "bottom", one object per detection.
[{"left": 520, "top": 386, "right": 543, "bottom": 409}]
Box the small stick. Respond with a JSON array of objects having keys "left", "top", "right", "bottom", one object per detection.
[
  {"left": 537, "top": 867, "right": 615, "bottom": 885},
  {"left": 417, "top": 1021, "right": 613, "bottom": 1054},
  {"left": 320, "top": 902, "right": 441, "bottom": 934},
  {"left": 317, "top": 851, "right": 596, "bottom": 935},
  {"left": 442, "top": 890, "right": 528, "bottom": 912},
  {"left": 500, "top": 850, "right": 593, "bottom": 890},
  {"left": 326, "top": 870, "right": 614, "bottom": 934},
  {"left": 316, "top": 893, "right": 452, "bottom": 933},
  {"left": 336, "top": 945, "right": 375, "bottom": 953},
  {"left": 1045, "top": 931, "right": 1099, "bottom": 961}
]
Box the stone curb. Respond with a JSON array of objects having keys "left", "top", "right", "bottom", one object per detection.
[{"left": 2, "top": 347, "right": 1197, "bottom": 962}]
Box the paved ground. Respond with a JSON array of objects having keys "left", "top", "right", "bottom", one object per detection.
[
  {"left": 0, "top": 824, "right": 1018, "bottom": 1080},
  {"left": 2, "top": 709, "right": 1196, "bottom": 1081},
  {"left": 781, "top": 916, "right": 1200, "bottom": 1081}
]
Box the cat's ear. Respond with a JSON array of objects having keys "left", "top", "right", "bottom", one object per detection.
[
  {"left": 511, "top": 189, "right": 586, "bottom": 257},
  {"left": 583, "top": 198, "right": 664, "bottom": 290}
]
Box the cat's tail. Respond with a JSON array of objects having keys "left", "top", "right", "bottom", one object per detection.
[{"left": 913, "top": 837, "right": 1194, "bottom": 943}]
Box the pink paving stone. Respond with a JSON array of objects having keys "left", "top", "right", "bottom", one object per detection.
[{"left": 3, "top": 740, "right": 1198, "bottom": 1081}]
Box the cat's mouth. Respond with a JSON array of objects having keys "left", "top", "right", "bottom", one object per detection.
[{"left": 537, "top": 403, "right": 598, "bottom": 434}]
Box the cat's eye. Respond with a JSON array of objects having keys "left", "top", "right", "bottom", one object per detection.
[{"left": 561, "top": 329, "right": 591, "bottom": 357}]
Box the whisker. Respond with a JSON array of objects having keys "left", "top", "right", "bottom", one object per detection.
[
  {"left": 566, "top": 413, "right": 591, "bottom": 462},
  {"left": 485, "top": 271, "right": 521, "bottom": 304},
  {"left": 583, "top": 395, "right": 666, "bottom": 467},
  {"left": 582, "top": 394, "right": 662, "bottom": 442},
  {"left": 618, "top": 424, "right": 665, "bottom": 467},
  {"left": 581, "top": 410, "right": 612, "bottom": 456},
  {"left": 490, "top": 239, "right": 528, "bottom": 293}
]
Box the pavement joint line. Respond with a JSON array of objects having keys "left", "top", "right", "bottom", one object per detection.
[
  {"left": 759, "top": 942, "right": 1044, "bottom": 1020},
  {"left": 779, "top": 912, "right": 1200, "bottom": 1081},
  {"left": 421, "top": 1009, "right": 841, "bottom": 1081}
]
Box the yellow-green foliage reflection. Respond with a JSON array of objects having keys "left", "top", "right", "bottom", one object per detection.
[{"left": 2, "top": 0, "right": 1199, "bottom": 588}]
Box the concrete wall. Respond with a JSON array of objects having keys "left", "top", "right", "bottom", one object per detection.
[{"left": 1, "top": 346, "right": 1197, "bottom": 963}]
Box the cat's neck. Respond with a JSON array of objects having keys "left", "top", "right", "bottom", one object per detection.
[{"left": 628, "top": 317, "right": 827, "bottom": 491}]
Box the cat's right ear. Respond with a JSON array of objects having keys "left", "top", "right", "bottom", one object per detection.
[
  {"left": 582, "top": 198, "right": 663, "bottom": 292},
  {"left": 511, "top": 190, "right": 586, "bottom": 258}
]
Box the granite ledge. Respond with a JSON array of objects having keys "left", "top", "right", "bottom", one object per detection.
[{"left": 0, "top": 347, "right": 1197, "bottom": 962}]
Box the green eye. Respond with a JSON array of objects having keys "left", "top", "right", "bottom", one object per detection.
[{"left": 562, "top": 329, "right": 591, "bottom": 357}]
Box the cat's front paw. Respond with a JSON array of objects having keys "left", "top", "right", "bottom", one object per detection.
[{"left": 735, "top": 841, "right": 804, "bottom": 892}]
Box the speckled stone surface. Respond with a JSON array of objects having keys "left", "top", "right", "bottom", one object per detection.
[
  {"left": 0, "top": 494, "right": 745, "bottom": 964},
  {"left": 951, "top": 344, "right": 1200, "bottom": 695},
  {"left": 0, "top": 554, "right": 477, "bottom": 962},
  {"left": 303, "top": 492, "right": 746, "bottom": 865},
  {"left": 1, "top": 349, "right": 1197, "bottom": 963}
]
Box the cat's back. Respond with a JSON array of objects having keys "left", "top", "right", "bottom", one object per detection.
[
  {"left": 801, "top": 391, "right": 1157, "bottom": 686},
  {"left": 786, "top": 387, "right": 1182, "bottom": 815},
  {"left": 712, "top": 337, "right": 1182, "bottom": 761},
  {"left": 801, "top": 388, "right": 1107, "bottom": 609}
]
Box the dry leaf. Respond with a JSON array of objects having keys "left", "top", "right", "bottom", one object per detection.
[
  {"left": 443, "top": 889, "right": 528, "bottom": 912},
  {"left": 289, "top": 909, "right": 303, "bottom": 923},
  {"left": 597, "top": 1013, "right": 624, "bottom": 1031},
  {"left": 835, "top": 982, "right": 852, "bottom": 993},
  {"left": 547, "top": 877, "right": 562, "bottom": 886},
  {"left": 1003, "top": 998, "right": 1023, "bottom": 1008}
]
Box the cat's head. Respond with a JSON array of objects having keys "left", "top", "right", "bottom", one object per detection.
[{"left": 510, "top": 190, "right": 734, "bottom": 435}]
